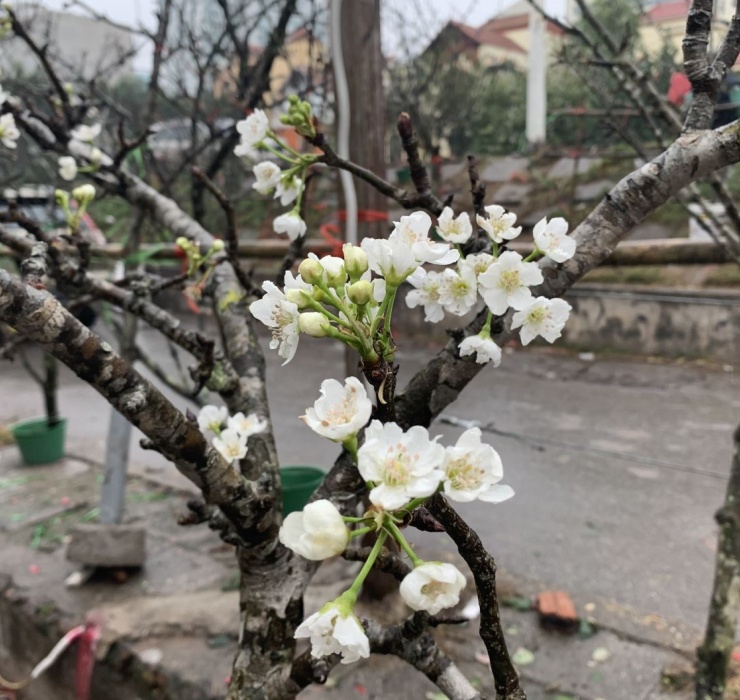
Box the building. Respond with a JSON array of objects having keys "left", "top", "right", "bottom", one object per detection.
[
  {"left": 639, "top": 0, "right": 737, "bottom": 60},
  {"left": 425, "top": 0, "right": 738, "bottom": 71},
  {"left": 423, "top": 1, "right": 564, "bottom": 71},
  {"left": 213, "top": 26, "right": 326, "bottom": 107},
  {"left": 0, "top": 3, "right": 134, "bottom": 83}
]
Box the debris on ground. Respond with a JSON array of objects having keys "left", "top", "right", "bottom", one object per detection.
[{"left": 512, "top": 647, "right": 536, "bottom": 666}]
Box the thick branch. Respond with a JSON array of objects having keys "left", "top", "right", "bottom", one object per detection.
[
  {"left": 0, "top": 271, "right": 270, "bottom": 541},
  {"left": 696, "top": 422, "right": 740, "bottom": 699}
]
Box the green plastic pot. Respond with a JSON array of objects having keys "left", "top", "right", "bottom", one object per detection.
[
  {"left": 280, "top": 465, "right": 325, "bottom": 516},
  {"left": 11, "top": 417, "right": 67, "bottom": 466}
]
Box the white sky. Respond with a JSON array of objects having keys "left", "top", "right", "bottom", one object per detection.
[
  {"left": 34, "top": 0, "right": 526, "bottom": 67},
  {"left": 37, "top": 0, "right": 510, "bottom": 31}
]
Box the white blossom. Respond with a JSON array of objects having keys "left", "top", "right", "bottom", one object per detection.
[
  {"left": 70, "top": 123, "right": 101, "bottom": 143},
  {"left": 279, "top": 499, "right": 349, "bottom": 561},
  {"left": 252, "top": 161, "right": 281, "bottom": 195},
  {"left": 476, "top": 204, "right": 521, "bottom": 244},
  {"left": 58, "top": 156, "right": 77, "bottom": 181},
  {"left": 275, "top": 176, "right": 302, "bottom": 206},
  {"left": 197, "top": 405, "right": 228, "bottom": 433},
  {"left": 294, "top": 605, "right": 369, "bottom": 664},
  {"left": 533, "top": 216, "right": 576, "bottom": 263},
  {"left": 236, "top": 109, "right": 269, "bottom": 148},
  {"left": 212, "top": 428, "right": 248, "bottom": 462},
  {"left": 249, "top": 281, "right": 301, "bottom": 364},
  {"left": 441, "top": 427, "right": 514, "bottom": 503},
  {"left": 400, "top": 562, "right": 467, "bottom": 615},
  {"left": 273, "top": 212, "right": 307, "bottom": 241},
  {"left": 358, "top": 420, "right": 445, "bottom": 511},
  {"left": 511, "top": 296, "right": 572, "bottom": 346},
  {"left": 459, "top": 252, "right": 495, "bottom": 277},
  {"left": 405, "top": 270, "right": 446, "bottom": 323},
  {"left": 477, "top": 251, "right": 543, "bottom": 315},
  {"left": 437, "top": 207, "right": 472, "bottom": 244},
  {"left": 233, "top": 141, "right": 260, "bottom": 160},
  {"left": 439, "top": 265, "right": 477, "bottom": 316},
  {"left": 390, "top": 211, "right": 459, "bottom": 265},
  {"left": 227, "top": 412, "right": 267, "bottom": 438},
  {"left": 458, "top": 334, "right": 502, "bottom": 366},
  {"left": 302, "top": 377, "right": 372, "bottom": 442},
  {"left": 0, "top": 113, "right": 20, "bottom": 149},
  {"left": 361, "top": 236, "right": 419, "bottom": 286}
]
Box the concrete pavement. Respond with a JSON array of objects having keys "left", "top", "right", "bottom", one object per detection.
[{"left": 0, "top": 323, "right": 738, "bottom": 698}]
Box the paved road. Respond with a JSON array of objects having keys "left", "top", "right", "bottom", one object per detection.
[{"left": 1, "top": 324, "right": 737, "bottom": 638}]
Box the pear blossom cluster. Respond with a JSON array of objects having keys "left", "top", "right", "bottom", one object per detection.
[
  {"left": 234, "top": 97, "right": 318, "bottom": 242},
  {"left": 197, "top": 404, "right": 267, "bottom": 464},
  {"left": 0, "top": 79, "right": 20, "bottom": 149},
  {"left": 278, "top": 376, "right": 513, "bottom": 664},
  {"left": 249, "top": 210, "right": 465, "bottom": 365},
  {"left": 406, "top": 204, "right": 577, "bottom": 365}
]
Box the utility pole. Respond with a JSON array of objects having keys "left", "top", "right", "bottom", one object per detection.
[
  {"left": 340, "top": 0, "right": 387, "bottom": 240},
  {"left": 526, "top": 1, "right": 548, "bottom": 149}
]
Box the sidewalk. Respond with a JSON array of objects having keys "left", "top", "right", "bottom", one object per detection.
[{"left": 0, "top": 336, "right": 737, "bottom": 699}]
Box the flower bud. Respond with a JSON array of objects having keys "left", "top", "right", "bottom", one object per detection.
[
  {"left": 211, "top": 239, "right": 225, "bottom": 253},
  {"left": 298, "top": 257, "right": 325, "bottom": 286},
  {"left": 343, "top": 243, "right": 368, "bottom": 281},
  {"left": 298, "top": 312, "right": 332, "bottom": 337},
  {"left": 72, "top": 184, "right": 96, "bottom": 204},
  {"left": 324, "top": 263, "right": 346, "bottom": 289},
  {"left": 90, "top": 147, "right": 102, "bottom": 165},
  {"left": 346, "top": 280, "right": 373, "bottom": 306},
  {"left": 286, "top": 288, "right": 311, "bottom": 309}
]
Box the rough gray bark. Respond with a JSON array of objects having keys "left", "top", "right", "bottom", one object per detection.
[{"left": 695, "top": 423, "right": 740, "bottom": 699}]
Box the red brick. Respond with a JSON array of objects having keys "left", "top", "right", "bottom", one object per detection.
[{"left": 536, "top": 590, "right": 578, "bottom": 628}]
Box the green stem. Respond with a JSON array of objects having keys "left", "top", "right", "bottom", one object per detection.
[
  {"left": 401, "top": 496, "right": 428, "bottom": 513},
  {"left": 323, "top": 286, "right": 375, "bottom": 359},
  {"left": 385, "top": 518, "right": 422, "bottom": 567},
  {"left": 491, "top": 241, "right": 499, "bottom": 257},
  {"left": 343, "top": 434, "right": 358, "bottom": 461},
  {"left": 268, "top": 129, "right": 304, "bottom": 159},
  {"left": 342, "top": 515, "right": 368, "bottom": 523},
  {"left": 370, "top": 287, "right": 396, "bottom": 337},
  {"left": 523, "top": 248, "right": 543, "bottom": 263},
  {"left": 347, "top": 530, "right": 388, "bottom": 598},
  {"left": 261, "top": 141, "right": 300, "bottom": 165},
  {"left": 304, "top": 296, "right": 352, "bottom": 329},
  {"left": 481, "top": 311, "right": 494, "bottom": 338},
  {"left": 349, "top": 526, "right": 373, "bottom": 539}
]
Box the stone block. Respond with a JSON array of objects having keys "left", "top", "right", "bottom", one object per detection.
[{"left": 66, "top": 523, "right": 146, "bottom": 567}]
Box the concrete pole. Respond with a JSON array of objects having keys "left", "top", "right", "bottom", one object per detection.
[
  {"left": 526, "top": 0, "right": 548, "bottom": 148},
  {"left": 99, "top": 263, "right": 135, "bottom": 525}
]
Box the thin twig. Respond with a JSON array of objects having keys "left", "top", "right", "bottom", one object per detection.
[{"left": 191, "top": 166, "right": 255, "bottom": 294}]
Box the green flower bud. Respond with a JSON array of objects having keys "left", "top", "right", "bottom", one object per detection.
[
  {"left": 343, "top": 243, "right": 368, "bottom": 281},
  {"left": 298, "top": 257, "right": 325, "bottom": 286},
  {"left": 346, "top": 280, "right": 373, "bottom": 306},
  {"left": 211, "top": 239, "right": 225, "bottom": 253},
  {"left": 298, "top": 312, "right": 332, "bottom": 337},
  {"left": 286, "top": 288, "right": 311, "bottom": 309},
  {"left": 72, "top": 184, "right": 96, "bottom": 204}
]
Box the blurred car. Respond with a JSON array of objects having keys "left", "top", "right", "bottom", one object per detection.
[{"left": 0, "top": 185, "right": 106, "bottom": 245}]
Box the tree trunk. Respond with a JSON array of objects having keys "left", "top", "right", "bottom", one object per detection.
[
  {"left": 341, "top": 0, "right": 387, "bottom": 240},
  {"left": 696, "top": 422, "right": 740, "bottom": 699}
]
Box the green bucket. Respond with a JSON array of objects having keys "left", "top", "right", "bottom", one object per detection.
[
  {"left": 11, "top": 417, "right": 67, "bottom": 466},
  {"left": 280, "top": 465, "right": 325, "bottom": 516}
]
